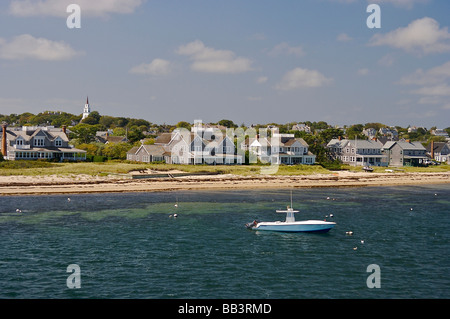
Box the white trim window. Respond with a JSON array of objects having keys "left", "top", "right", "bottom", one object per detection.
[
  {"left": 55, "top": 138, "right": 62, "bottom": 147},
  {"left": 34, "top": 137, "right": 45, "bottom": 146}
]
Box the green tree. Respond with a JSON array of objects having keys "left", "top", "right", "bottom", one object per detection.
[
  {"left": 82, "top": 111, "right": 101, "bottom": 125},
  {"left": 176, "top": 121, "right": 191, "bottom": 130},
  {"left": 346, "top": 124, "right": 365, "bottom": 140},
  {"left": 70, "top": 124, "right": 102, "bottom": 143},
  {"left": 218, "top": 119, "right": 237, "bottom": 128},
  {"left": 102, "top": 142, "right": 133, "bottom": 159}
]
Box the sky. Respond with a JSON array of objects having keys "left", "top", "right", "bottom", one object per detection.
[{"left": 0, "top": 0, "right": 449, "bottom": 129}]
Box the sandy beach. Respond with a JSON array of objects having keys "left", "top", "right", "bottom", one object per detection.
[{"left": 0, "top": 170, "right": 449, "bottom": 196}]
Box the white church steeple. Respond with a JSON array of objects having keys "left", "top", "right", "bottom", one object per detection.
[{"left": 82, "top": 96, "right": 91, "bottom": 120}]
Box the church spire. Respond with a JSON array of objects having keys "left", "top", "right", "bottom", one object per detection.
[{"left": 82, "top": 96, "right": 91, "bottom": 120}]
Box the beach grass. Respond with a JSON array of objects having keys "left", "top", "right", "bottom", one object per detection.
[{"left": 0, "top": 160, "right": 448, "bottom": 177}]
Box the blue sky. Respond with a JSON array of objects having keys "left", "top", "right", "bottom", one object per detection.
[{"left": 0, "top": 0, "right": 449, "bottom": 128}]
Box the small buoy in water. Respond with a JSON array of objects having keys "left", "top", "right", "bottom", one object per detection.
[
  {"left": 346, "top": 231, "right": 353, "bottom": 236},
  {"left": 174, "top": 204, "right": 178, "bottom": 207},
  {"left": 410, "top": 208, "right": 413, "bottom": 211},
  {"left": 173, "top": 214, "right": 178, "bottom": 218},
  {"left": 353, "top": 247, "right": 358, "bottom": 250},
  {"left": 326, "top": 197, "right": 330, "bottom": 200},
  {"left": 67, "top": 197, "right": 71, "bottom": 202},
  {"left": 169, "top": 214, "right": 173, "bottom": 218},
  {"left": 329, "top": 213, "right": 334, "bottom": 218},
  {"left": 361, "top": 240, "right": 365, "bottom": 244},
  {"left": 16, "top": 208, "right": 21, "bottom": 213}
]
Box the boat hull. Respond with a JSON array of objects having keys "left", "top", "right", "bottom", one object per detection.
[{"left": 253, "top": 220, "right": 336, "bottom": 233}]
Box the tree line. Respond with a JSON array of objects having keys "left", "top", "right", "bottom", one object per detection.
[{"left": 1, "top": 112, "right": 449, "bottom": 163}]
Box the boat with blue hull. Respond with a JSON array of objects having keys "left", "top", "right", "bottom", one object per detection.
[{"left": 246, "top": 193, "right": 336, "bottom": 233}]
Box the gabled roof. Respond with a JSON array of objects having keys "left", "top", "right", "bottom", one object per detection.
[
  {"left": 349, "top": 139, "right": 383, "bottom": 149},
  {"left": 327, "top": 139, "right": 349, "bottom": 148},
  {"left": 425, "top": 142, "right": 449, "bottom": 153}
]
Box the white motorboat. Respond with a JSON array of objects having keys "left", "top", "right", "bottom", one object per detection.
[{"left": 246, "top": 193, "right": 336, "bottom": 233}]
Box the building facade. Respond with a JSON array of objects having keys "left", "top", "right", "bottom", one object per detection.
[
  {"left": 382, "top": 141, "right": 428, "bottom": 167},
  {"left": 327, "top": 138, "right": 385, "bottom": 166},
  {"left": 1, "top": 125, "right": 86, "bottom": 161},
  {"left": 247, "top": 133, "right": 315, "bottom": 165},
  {"left": 127, "top": 127, "right": 243, "bottom": 165}
]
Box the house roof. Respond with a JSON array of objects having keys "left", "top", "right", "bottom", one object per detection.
[
  {"left": 127, "top": 146, "right": 140, "bottom": 154},
  {"left": 425, "top": 142, "right": 448, "bottom": 153},
  {"left": 349, "top": 139, "right": 383, "bottom": 149},
  {"left": 327, "top": 139, "right": 349, "bottom": 148},
  {"left": 140, "top": 144, "right": 166, "bottom": 156}
]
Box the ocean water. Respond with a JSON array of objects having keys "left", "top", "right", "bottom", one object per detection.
[{"left": 0, "top": 184, "right": 449, "bottom": 299}]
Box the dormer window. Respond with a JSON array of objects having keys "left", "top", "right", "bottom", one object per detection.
[
  {"left": 16, "top": 138, "right": 24, "bottom": 146},
  {"left": 55, "top": 138, "right": 62, "bottom": 147},
  {"left": 34, "top": 137, "right": 45, "bottom": 146}
]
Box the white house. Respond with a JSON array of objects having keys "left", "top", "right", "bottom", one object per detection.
[
  {"left": 127, "top": 127, "right": 243, "bottom": 165},
  {"left": 246, "top": 133, "right": 315, "bottom": 165}
]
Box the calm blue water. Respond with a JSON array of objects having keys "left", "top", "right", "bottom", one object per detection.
[{"left": 0, "top": 185, "right": 449, "bottom": 299}]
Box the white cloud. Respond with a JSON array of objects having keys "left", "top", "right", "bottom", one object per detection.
[
  {"left": 369, "top": 17, "right": 450, "bottom": 55},
  {"left": 411, "top": 84, "right": 450, "bottom": 96},
  {"left": 399, "top": 61, "right": 450, "bottom": 110},
  {"left": 357, "top": 68, "right": 370, "bottom": 76},
  {"left": 370, "top": 0, "right": 430, "bottom": 9},
  {"left": 0, "top": 34, "right": 83, "bottom": 61},
  {"left": 336, "top": 33, "right": 353, "bottom": 42},
  {"left": 398, "top": 61, "right": 450, "bottom": 85},
  {"left": 9, "top": 0, "right": 143, "bottom": 17},
  {"left": 268, "top": 42, "right": 305, "bottom": 57},
  {"left": 130, "top": 59, "right": 172, "bottom": 76},
  {"left": 256, "top": 76, "right": 268, "bottom": 84},
  {"left": 275, "top": 67, "right": 333, "bottom": 91},
  {"left": 378, "top": 53, "right": 395, "bottom": 66},
  {"left": 176, "top": 40, "right": 253, "bottom": 74}
]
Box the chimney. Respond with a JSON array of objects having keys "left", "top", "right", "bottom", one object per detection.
[
  {"left": 62, "top": 125, "right": 67, "bottom": 135},
  {"left": 338, "top": 136, "right": 341, "bottom": 141},
  {"left": 431, "top": 140, "right": 434, "bottom": 159},
  {"left": 1, "top": 123, "right": 7, "bottom": 158}
]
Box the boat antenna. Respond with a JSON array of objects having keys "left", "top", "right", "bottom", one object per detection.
[{"left": 290, "top": 189, "right": 293, "bottom": 209}]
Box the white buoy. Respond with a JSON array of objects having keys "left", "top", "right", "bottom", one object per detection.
[
  {"left": 346, "top": 231, "right": 353, "bottom": 236},
  {"left": 353, "top": 247, "right": 358, "bottom": 250},
  {"left": 173, "top": 214, "right": 178, "bottom": 218},
  {"left": 361, "top": 240, "right": 365, "bottom": 244},
  {"left": 67, "top": 197, "right": 71, "bottom": 202},
  {"left": 330, "top": 213, "right": 334, "bottom": 218}
]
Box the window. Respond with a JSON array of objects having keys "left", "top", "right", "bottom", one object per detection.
[
  {"left": 16, "top": 138, "right": 23, "bottom": 146},
  {"left": 55, "top": 138, "right": 62, "bottom": 147},
  {"left": 34, "top": 137, "right": 44, "bottom": 146}
]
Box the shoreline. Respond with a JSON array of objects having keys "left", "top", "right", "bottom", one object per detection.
[{"left": 0, "top": 171, "right": 449, "bottom": 196}]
